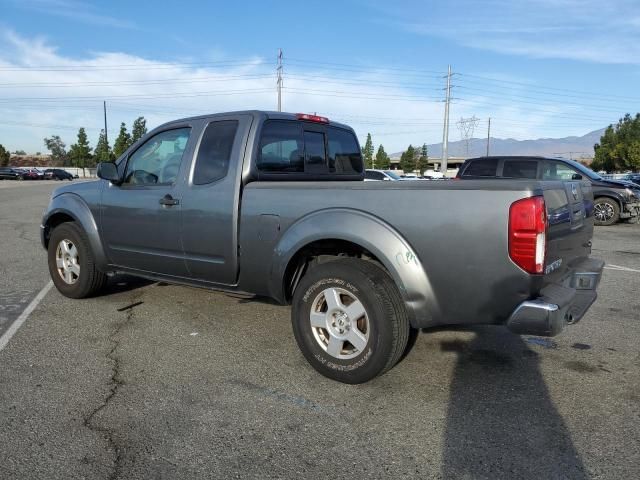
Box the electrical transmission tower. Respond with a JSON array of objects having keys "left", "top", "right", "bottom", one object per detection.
[
  {"left": 456, "top": 116, "right": 480, "bottom": 157},
  {"left": 276, "top": 48, "right": 283, "bottom": 112}
]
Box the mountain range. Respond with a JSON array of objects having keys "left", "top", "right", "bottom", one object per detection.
[{"left": 391, "top": 128, "right": 605, "bottom": 159}]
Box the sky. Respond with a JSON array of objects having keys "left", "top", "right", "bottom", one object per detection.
[{"left": 1, "top": 0, "right": 639, "bottom": 155}]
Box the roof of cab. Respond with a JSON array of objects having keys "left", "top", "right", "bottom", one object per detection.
[{"left": 155, "top": 110, "right": 352, "bottom": 131}]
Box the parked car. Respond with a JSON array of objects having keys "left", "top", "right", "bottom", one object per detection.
[
  {"left": 44, "top": 168, "right": 74, "bottom": 181},
  {"left": 456, "top": 156, "right": 640, "bottom": 226},
  {"left": 41, "top": 111, "right": 603, "bottom": 383},
  {"left": 0, "top": 167, "right": 27, "bottom": 180},
  {"left": 27, "top": 168, "right": 45, "bottom": 179},
  {"left": 617, "top": 173, "right": 640, "bottom": 186},
  {"left": 17, "top": 168, "right": 40, "bottom": 180},
  {"left": 364, "top": 169, "right": 403, "bottom": 181}
]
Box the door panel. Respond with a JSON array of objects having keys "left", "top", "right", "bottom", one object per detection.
[
  {"left": 180, "top": 115, "right": 252, "bottom": 284},
  {"left": 99, "top": 126, "right": 194, "bottom": 276}
]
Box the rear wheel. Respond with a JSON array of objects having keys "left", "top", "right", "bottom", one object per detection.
[
  {"left": 291, "top": 258, "right": 409, "bottom": 384},
  {"left": 47, "top": 222, "right": 107, "bottom": 298},
  {"left": 593, "top": 197, "right": 620, "bottom": 226}
]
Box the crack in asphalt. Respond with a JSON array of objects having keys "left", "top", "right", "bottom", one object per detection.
[
  {"left": 82, "top": 291, "right": 142, "bottom": 480},
  {"left": 5, "top": 221, "right": 38, "bottom": 244}
]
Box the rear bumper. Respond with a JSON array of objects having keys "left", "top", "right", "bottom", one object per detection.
[{"left": 506, "top": 257, "right": 604, "bottom": 336}]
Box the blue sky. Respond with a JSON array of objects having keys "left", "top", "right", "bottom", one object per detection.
[{"left": 1, "top": 0, "right": 639, "bottom": 154}]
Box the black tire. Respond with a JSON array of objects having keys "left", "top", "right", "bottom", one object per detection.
[
  {"left": 593, "top": 197, "right": 620, "bottom": 226},
  {"left": 291, "top": 258, "right": 410, "bottom": 384},
  {"left": 47, "top": 222, "right": 107, "bottom": 298}
]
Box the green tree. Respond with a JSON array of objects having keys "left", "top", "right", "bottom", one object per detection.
[
  {"left": 0, "top": 144, "right": 10, "bottom": 166},
  {"left": 362, "top": 133, "right": 374, "bottom": 168},
  {"left": 131, "top": 116, "right": 147, "bottom": 143},
  {"left": 400, "top": 144, "right": 417, "bottom": 174},
  {"left": 69, "top": 127, "right": 92, "bottom": 173},
  {"left": 94, "top": 129, "right": 113, "bottom": 163},
  {"left": 592, "top": 113, "right": 640, "bottom": 172},
  {"left": 418, "top": 143, "right": 428, "bottom": 173},
  {"left": 375, "top": 144, "right": 390, "bottom": 169},
  {"left": 12, "top": 149, "right": 26, "bottom": 155},
  {"left": 113, "top": 122, "right": 132, "bottom": 158},
  {"left": 43, "top": 135, "right": 68, "bottom": 166}
]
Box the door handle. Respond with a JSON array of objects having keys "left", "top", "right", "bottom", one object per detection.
[{"left": 159, "top": 194, "right": 179, "bottom": 206}]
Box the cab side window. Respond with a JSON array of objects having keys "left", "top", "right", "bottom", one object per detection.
[
  {"left": 123, "top": 128, "right": 191, "bottom": 185},
  {"left": 542, "top": 161, "right": 577, "bottom": 180},
  {"left": 193, "top": 121, "right": 238, "bottom": 185}
]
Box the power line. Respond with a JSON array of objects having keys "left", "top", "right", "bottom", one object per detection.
[
  {"left": 0, "top": 59, "right": 267, "bottom": 72},
  {"left": 0, "top": 73, "right": 275, "bottom": 88}
]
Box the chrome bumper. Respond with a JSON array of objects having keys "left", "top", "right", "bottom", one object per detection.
[{"left": 506, "top": 258, "right": 605, "bottom": 336}]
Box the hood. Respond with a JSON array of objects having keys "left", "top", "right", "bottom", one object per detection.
[
  {"left": 52, "top": 179, "right": 102, "bottom": 198},
  {"left": 593, "top": 178, "right": 639, "bottom": 190}
]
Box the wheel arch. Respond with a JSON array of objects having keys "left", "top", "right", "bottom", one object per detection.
[
  {"left": 271, "top": 208, "right": 439, "bottom": 328},
  {"left": 42, "top": 193, "right": 108, "bottom": 271},
  {"left": 594, "top": 193, "right": 623, "bottom": 211}
]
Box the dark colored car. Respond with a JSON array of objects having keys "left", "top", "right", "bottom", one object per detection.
[
  {"left": 17, "top": 168, "right": 40, "bottom": 180},
  {"left": 44, "top": 168, "right": 74, "bottom": 181},
  {"left": 457, "top": 156, "right": 640, "bottom": 226},
  {"left": 0, "top": 167, "right": 26, "bottom": 180}
]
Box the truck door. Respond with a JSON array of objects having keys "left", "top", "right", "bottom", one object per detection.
[
  {"left": 99, "top": 126, "right": 194, "bottom": 276},
  {"left": 179, "top": 115, "right": 252, "bottom": 285}
]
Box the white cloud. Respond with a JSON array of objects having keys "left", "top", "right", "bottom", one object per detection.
[
  {"left": 0, "top": 30, "right": 613, "bottom": 154},
  {"left": 390, "top": 0, "right": 640, "bottom": 65},
  {"left": 8, "top": 0, "right": 137, "bottom": 29}
]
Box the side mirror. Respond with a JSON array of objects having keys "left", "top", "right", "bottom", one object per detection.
[
  {"left": 97, "top": 162, "right": 120, "bottom": 183},
  {"left": 571, "top": 173, "right": 583, "bottom": 180}
]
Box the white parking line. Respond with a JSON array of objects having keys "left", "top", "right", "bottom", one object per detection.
[
  {"left": 0, "top": 281, "right": 53, "bottom": 352},
  {"left": 605, "top": 264, "right": 640, "bottom": 273}
]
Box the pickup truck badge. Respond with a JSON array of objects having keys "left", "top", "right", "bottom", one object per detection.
[{"left": 544, "top": 258, "right": 563, "bottom": 274}]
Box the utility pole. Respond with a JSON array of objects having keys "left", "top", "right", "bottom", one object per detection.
[
  {"left": 277, "top": 48, "right": 283, "bottom": 112},
  {"left": 103, "top": 101, "right": 108, "bottom": 145},
  {"left": 456, "top": 116, "right": 480, "bottom": 157},
  {"left": 440, "top": 65, "right": 452, "bottom": 174},
  {"left": 486, "top": 117, "right": 491, "bottom": 157}
]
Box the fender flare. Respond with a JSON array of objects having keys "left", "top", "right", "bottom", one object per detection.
[
  {"left": 270, "top": 208, "right": 440, "bottom": 327},
  {"left": 42, "top": 193, "right": 109, "bottom": 271}
]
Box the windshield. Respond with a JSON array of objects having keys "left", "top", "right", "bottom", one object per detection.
[
  {"left": 383, "top": 170, "right": 402, "bottom": 180},
  {"left": 565, "top": 159, "right": 603, "bottom": 181}
]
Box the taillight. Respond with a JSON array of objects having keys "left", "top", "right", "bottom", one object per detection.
[
  {"left": 296, "top": 113, "right": 329, "bottom": 123},
  {"left": 509, "top": 196, "right": 547, "bottom": 274}
]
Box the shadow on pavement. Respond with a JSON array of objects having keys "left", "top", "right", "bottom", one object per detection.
[
  {"left": 440, "top": 326, "right": 587, "bottom": 479},
  {"left": 96, "top": 274, "right": 155, "bottom": 296}
]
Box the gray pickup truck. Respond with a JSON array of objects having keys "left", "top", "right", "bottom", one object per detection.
[{"left": 41, "top": 110, "right": 604, "bottom": 383}]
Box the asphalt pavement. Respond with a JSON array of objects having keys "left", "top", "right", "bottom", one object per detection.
[{"left": 0, "top": 181, "right": 638, "bottom": 479}]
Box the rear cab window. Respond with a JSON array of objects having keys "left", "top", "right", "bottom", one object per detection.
[
  {"left": 461, "top": 158, "right": 498, "bottom": 177},
  {"left": 257, "top": 120, "right": 363, "bottom": 179},
  {"left": 501, "top": 159, "right": 539, "bottom": 179}
]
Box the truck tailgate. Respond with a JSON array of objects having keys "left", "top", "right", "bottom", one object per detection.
[{"left": 544, "top": 180, "right": 593, "bottom": 281}]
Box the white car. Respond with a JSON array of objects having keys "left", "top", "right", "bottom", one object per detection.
[{"left": 365, "top": 169, "right": 403, "bottom": 181}]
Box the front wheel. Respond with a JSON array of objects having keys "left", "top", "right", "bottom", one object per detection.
[
  {"left": 47, "top": 222, "right": 107, "bottom": 298},
  {"left": 291, "top": 258, "right": 410, "bottom": 384},
  {"left": 593, "top": 197, "right": 620, "bottom": 226}
]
